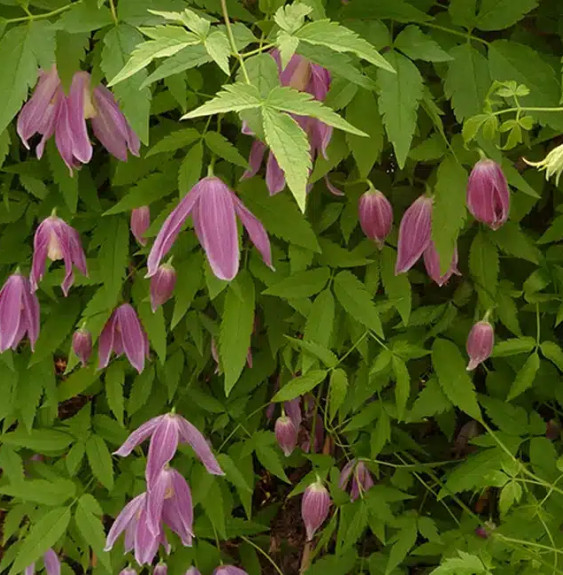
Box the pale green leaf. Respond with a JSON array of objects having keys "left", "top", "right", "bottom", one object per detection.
[
  {"left": 507, "top": 352, "right": 540, "bottom": 401},
  {"left": 263, "top": 267, "right": 329, "bottom": 299},
  {"left": 75, "top": 496, "right": 112, "bottom": 572},
  {"left": 541, "top": 341, "right": 563, "bottom": 371},
  {"left": 476, "top": 0, "right": 538, "bottom": 31},
  {"left": 182, "top": 83, "right": 261, "bottom": 119},
  {"left": 394, "top": 25, "right": 453, "bottom": 62},
  {"left": 328, "top": 368, "right": 348, "bottom": 422},
  {"left": 272, "top": 370, "right": 327, "bottom": 402},
  {"left": 86, "top": 434, "right": 114, "bottom": 491},
  {"left": 0, "top": 479, "right": 75, "bottom": 506},
  {"left": 2, "top": 429, "right": 73, "bottom": 453},
  {"left": 204, "top": 30, "right": 231, "bottom": 74},
  {"left": 204, "top": 132, "right": 248, "bottom": 168}
]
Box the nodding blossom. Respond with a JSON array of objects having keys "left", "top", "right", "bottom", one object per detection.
[
  {"left": 131, "top": 206, "right": 151, "bottom": 247},
  {"left": 395, "top": 195, "right": 433, "bottom": 274},
  {"left": 466, "top": 320, "right": 494, "bottom": 371},
  {"left": 423, "top": 241, "right": 461, "bottom": 287},
  {"left": 301, "top": 480, "right": 331, "bottom": 541},
  {"left": 150, "top": 263, "right": 177, "bottom": 312},
  {"left": 339, "top": 460, "right": 374, "bottom": 501},
  {"left": 275, "top": 415, "right": 298, "bottom": 457},
  {"left": 358, "top": 188, "right": 393, "bottom": 248},
  {"left": 72, "top": 328, "right": 92, "bottom": 366}
]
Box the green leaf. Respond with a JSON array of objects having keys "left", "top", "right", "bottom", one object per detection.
[
  {"left": 371, "top": 409, "right": 391, "bottom": 457},
  {"left": 444, "top": 43, "right": 490, "bottom": 122},
  {"left": 409, "top": 377, "right": 452, "bottom": 421},
  {"left": 219, "top": 272, "right": 255, "bottom": 395},
  {"left": 498, "top": 480, "right": 522, "bottom": 516},
  {"left": 147, "top": 128, "right": 201, "bottom": 157},
  {"left": 9, "top": 506, "right": 71, "bottom": 575},
  {"left": 376, "top": 51, "right": 424, "bottom": 168},
  {"left": 204, "top": 132, "right": 248, "bottom": 168},
  {"left": 489, "top": 222, "right": 541, "bottom": 264},
  {"left": 392, "top": 356, "right": 410, "bottom": 421},
  {"left": 432, "top": 157, "right": 467, "bottom": 274},
  {"left": 381, "top": 247, "right": 411, "bottom": 325},
  {"left": 476, "top": 0, "right": 538, "bottom": 31},
  {"left": 104, "top": 362, "right": 124, "bottom": 425},
  {"left": 432, "top": 338, "right": 482, "bottom": 421},
  {"left": 243, "top": 52, "right": 280, "bottom": 97},
  {"left": 85, "top": 434, "right": 114, "bottom": 491},
  {"left": 304, "top": 289, "right": 334, "bottom": 347},
  {"left": 333, "top": 271, "right": 383, "bottom": 336},
  {"left": 263, "top": 268, "right": 329, "bottom": 298},
  {"left": 48, "top": 141, "right": 79, "bottom": 212},
  {"left": 182, "top": 83, "right": 262, "bottom": 119},
  {"left": 469, "top": 231, "right": 499, "bottom": 306},
  {"left": 430, "top": 551, "right": 487, "bottom": 575},
  {"left": 172, "top": 251, "right": 203, "bottom": 328},
  {"left": 178, "top": 140, "right": 204, "bottom": 195},
  {"left": 0, "top": 26, "right": 40, "bottom": 136},
  {"left": 255, "top": 445, "right": 290, "bottom": 483},
  {"left": 385, "top": 518, "right": 417, "bottom": 574},
  {"left": 295, "top": 20, "right": 394, "bottom": 73},
  {"left": 541, "top": 341, "right": 563, "bottom": 371},
  {"left": 493, "top": 337, "right": 536, "bottom": 357},
  {"left": 261, "top": 106, "right": 311, "bottom": 212},
  {"left": 507, "top": 352, "right": 540, "bottom": 401},
  {"left": 2, "top": 429, "right": 72, "bottom": 452},
  {"left": 98, "top": 217, "right": 130, "bottom": 306},
  {"left": 272, "top": 370, "right": 327, "bottom": 402},
  {"left": 137, "top": 299, "right": 167, "bottom": 364},
  {"left": 394, "top": 26, "right": 453, "bottom": 62},
  {"left": 286, "top": 336, "right": 338, "bottom": 368},
  {"left": 538, "top": 215, "right": 563, "bottom": 244},
  {"left": 0, "top": 479, "right": 76, "bottom": 506},
  {"left": 56, "top": 0, "right": 113, "bottom": 32},
  {"left": 204, "top": 30, "right": 231, "bottom": 74},
  {"left": 75, "top": 496, "right": 112, "bottom": 572},
  {"left": 328, "top": 368, "right": 348, "bottom": 422}
]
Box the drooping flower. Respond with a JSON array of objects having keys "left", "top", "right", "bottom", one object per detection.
[
  {"left": 339, "top": 460, "right": 374, "bottom": 501},
  {"left": 466, "top": 320, "right": 494, "bottom": 371},
  {"left": 114, "top": 412, "right": 224, "bottom": 487},
  {"left": 358, "top": 188, "right": 393, "bottom": 248},
  {"left": 150, "top": 263, "right": 177, "bottom": 312},
  {"left": 120, "top": 569, "right": 137, "bottom": 575},
  {"left": 153, "top": 566, "right": 167, "bottom": 575},
  {"left": 423, "top": 241, "right": 460, "bottom": 286},
  {"left": 213, "top": 567, "right": 249, "bottom": 575},
  {"left": 395, "top": 195, "right": 433, "bottom": 274},
  {"left": 186, "top": 569, "right": 202, "bottom": 575},
  {"left": 302, "top": 480, "right": 331, "bottom": 541},
  {"left": 98, "top": 304, "right": 149, "bottom": 373},
  {"left": 31, "top": 213, "right": 88, "bottom": 295},
  {"left": 0, "top": 274, "right": 40, "bottom": 352},
  {"left": 147, "top": 176, "right": 272, "bottom": 282},
  {"left": 275, "top": 415, "right": 298, "bottom": 457},
  {"left": 524, "top": 144, "right": 563, "bottom": 185},
  {"left": 467, "top": 159, "right": 510, "bottom": 230},
  {"left": 25, "top": 549, "right": 60, "bottom": 575},
  {"left": 72, "top": 327, "right": 92, "bottom": 366},
  {"left": 131, "top": 206, "right": 150, "bottom": 246},
  {"left": 17, "top": 66, "right": 139, "bottom": 174}
]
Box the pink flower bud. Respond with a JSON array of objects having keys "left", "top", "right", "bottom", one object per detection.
[
  {"left": 154, "top": 565, "right": 167, "bottom": 575},
  {"left": 150, "top": 263, "right": 177, "bottom": 312},
  {"left": 301, "top": 481, "right": 331, "bottom": 540},
  {"left": 185, "top": 569, "right": 201, "bottom": 575},
  {"left": 423, "top": 241, "right": 461, "bottom": 286},
  {"left": 275, "top": 415, "right": 298, "bottom": 457},
  {"left": 395, "top": 195, "right": 433, "bottom": 274},
  {"left": 358, "top": 189, "right": 393, "bottom": 248},
  {"left": 131, "top": 206, "right": 150, "bottom": 246},
  {"left": 72, "top": 328, "right": 92, "bottom": 366},
  {"left": 466, "top": 320, "right": 494, "bottom": 371},
  {"left": 467, "top": 159, "right": 510, "bottom": 230},
  {"left": 339, "top": 460, "right": 374, "bottom": 501},
  {"left": 120, "top": 569, "right": 137, "bottom": 575}
]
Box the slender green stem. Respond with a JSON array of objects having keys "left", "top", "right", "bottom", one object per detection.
[
  {"left": 5, "top": 0, "right": 80, "bottom": 23},
  {"left": 241, "top": 536, "right": 285, "bottom": 575},
  {"left": 220, "top": 0, "right": 251, "bottom": 84},
  {"left": 536, "top": 302, "right": 541, "bottom": 345},
  {"left": 493, "top": 106, "right": 563, "bottom": 116},
  {"left": 242, "top": 43, "right": 277, "bottom": 58},
  {"left": 360, "top": 456, "right": 461, "bottom": 470},
  {"left": 496, "top": 534, "right": 563, "bottom": 556},
  {"left": 420, "top": 22, "right": 489, "bottom": 46},
  {"left": 108, "top": 0, "right": 118, "bottom": 24}
]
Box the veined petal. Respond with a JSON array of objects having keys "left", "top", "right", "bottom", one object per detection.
[
  {"left": 134, "top": 506, "right": 160, "bottom": 566},
  {"left": 97, "top": 312, "right": 117, "bottom": 369},
  {"left": 146, "top": 185, "right": 203, "bottom": 276},
  {"left": 146, "top": 415, "right": 179, "bottom": 487},
  {"left": 193, "top": 177, "right": 239, "bottom": 281},
  {"left": 241, "top": 140, "right": 266, "bottom": 180},
  {"left": 25, "top": 564, "right": 35, "bottom": 575},
  {"left": 115, "top": 304, "right": 147, "bottom": 373},
  {"left": 21, "top": 282, "right": 40, "bottom": 351},
  {"left": 163, "top": 468, "right": 194, "bottom": 544},
  {"left": 104, "top": 493, "right": 146, "bottom": 551},
  {"left": 43, "top": 549, "right": 60, "bottom": 575},
  {"left": 0, "top": 275, "right": 24, "bottom": 352},
  {"left": 177, "top": 416, "right": 224, "bottom": 475},
  {"left": 214, "top": 567, "right": 249, "bottom": 575},
  {"left": 114, "top": 415, "right": 164, "bottom": 456},
  {"left": 30, "top": 219, "right": 52, "bottom": 291},
  {"left": 265, "top": 153, "right": 285, "bottom": 196},
  {"left": 68, "top": 225, "right": 88, "bottom": 276},
  {"left": 231, "top": 193, "right": 273, "bottom": 269},
  {"left": 67, "top": 71, "right": 93, "bottom": 164},
  {"left": 55, "top": 97, "right": 81, "bottom": 175},
  {"left": 395, "top": 195, "right": 433, "bottom": 274},
  {"left": 146, "top": 468, "right": 168, "bottom": 536}
]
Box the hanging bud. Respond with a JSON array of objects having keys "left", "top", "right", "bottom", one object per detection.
[
  {"left": 185, "top": 569, "right": 201, "bottom": 575},
  {"left": 153, "top": 564, "right": 167, "bottom": 575},
  {"left": 150, "top": 263, "right": 177, "bottom": 312},
  {"left": 131, "top": 206, "right": 150, "bottom": 246},
  {"left": 466, "top": 320, "right": 494, "bottom": 371},
  {"left": 467, "top": 159, "right": 510, "bottom": 230},
  {"left": 120, "top": 569, "right": 137, "bottom": 575},
  {"left": 358, "top": 188, "right": 393, "bottom": 249},
  {"left": 72, "top": 328, "right": 92, "bottom": 366},
  {"left": 301, "top": 481, "right": 331, "bottom": 540},
  {"left": 423, "top": 241, "right": 461, "bottom": 286},
  {"left": 275, "top": 415, "right": 298, "bottom": 457},
  {"left": 395, "top": 195, "right": 433, "bottom": 274}
]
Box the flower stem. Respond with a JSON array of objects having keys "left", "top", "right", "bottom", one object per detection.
[
  {"left": 6, "top": 0, "right": 80, "bottom": 23},
  {"left": 220, "top": 0, "right": 251, "bottom": 84},
  {"left": 493, "top": 105, "right": 563, "bottom": 116},
  {"left": 240, "top": 536, "right": 285, "bottom": 575},
  {"left": 108, "top": 0, "right": 118, "bottom": 24},
  {"left": 419, "top": 22, "right": 489, "bottom": 46}
]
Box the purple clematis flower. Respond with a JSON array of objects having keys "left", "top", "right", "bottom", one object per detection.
[
  {"left": 147, "top": 176, "right": 272, "bottom": 282},
  {"left": 214, "top": 568, "right": 249, "bottom": 575},
  {"left": 114, "top": 412, "right": 224, "bottom": 488},
  {"left": 0, "top": 274, "right": 40, "bottom": 352},
  {"left": 131, "top": 206, "right": 150, "bottom": 246},
  {"left": 186, "top": 568, "right": 202, "bottom": 575},
  {"left": 30, "top": 213, "right": 88, "bottom": 295},
  {"left": 423, "top": 241, "right": 461, "bottom": 287},
  {"left": 17, "top": 66, "right": 139, "bottom": 174},
  {"left": 302, "top": 480, "right": 331, "bottom": 541},
  {"left": 466, "top": 320, "right": 494, "bottom": 371},
  {"left": 339, "top": 460, "right": 374, "bottom": 501},
  {"left": 72, "top": 327, "right": 92, "bottom": 366},
  {"left": 154, "top": 565, "right": 167, "bottom": 575},
  {"left": 395, "top": 195, "right": 433, "bottom": 274},
  {"left": 25, "top": 548, "right": 61, "bottom": 575},
  {"left": 98, "top": 304, "right": 149, "bottom": 373},
  {"left": 150, "top": 263, "right": 177, "bottom": 312}
]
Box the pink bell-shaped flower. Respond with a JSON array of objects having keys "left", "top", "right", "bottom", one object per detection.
[
  {"left": 395, "top": 195, "right": 433, "bottom": 274},
  {"left": 339, "top": 460, "right": 374, "bottom": 501},
  {"left": 150, "top": 263, "right": 177, "bottom": 312},
  {"left": 302, "top": 480, "right": 331, "bottom": 540},
  {"left": 31, "top": 212, "right": 88, "bottom": 295},
  {"left": 131, "top": 206, "right": 150, "bottom": 246},
  {"left": 275, "top": 415, "right": 298, "bottom": 457},
  {"left": 358, "top": 188, "right": 393, "bottom": 248},
  {"left": 466, "top": 320, "right": 494, "bottom": 371},
  {"left": 72, "top": 327, "right": 92, "bottom": 366},
  {"left": 467, "top": 158, "right": 510, "bottom": 230},
  {"left": 423, "top": 241, "right": 461, "bottom": 286}
]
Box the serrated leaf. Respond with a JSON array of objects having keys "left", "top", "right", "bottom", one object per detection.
[
  {"left": 178, "top": 140, "right": 204, "bottom": 195},
  {"left": 272, "top": 370, "right": 327, "bottom": 402},
  {"left": 287, "top": 336, "right": 338, "bottom": 368},
  {"left": 392, "top": 356, "right": 410, "bottom": 421},
  {"left": 476, "top": 0, "right": 538, "bottom": 31},
  {"left": 171, "top": 251, "right": 203, "bottom": 328},
  {"left": 541, "top": 341, "right": 563, "bottom": 371},
  {"left": 98, "top": 217, "right": 129, "bottom": 306},
  {"left": 381, "top": 247, "right": 411, "bottom": 325},
  {"left": 489, "top": 222, "right": 541, "bottom": 264},
  {"left": 394, "top": 25, "right": 453, "bottom": 62},
  {"left": 243, "top": 52, "right": 280, "bottom": 96},
  {"left": 430, "top": 551, "right": 487, "bottom": 575},
  {"left": 334, "top": 271, "right": 383, "bottom": 336},
  {"left": 9, "top": 507, "right": 71, "bottom": 575},
  {"left": 469, "top": 231, "right": 499, "bottom": 306},
  {"left": 262, "top": 106, "right": 311, "bottom": 212},
  {"left": 56, "top": 0, "right": 113, "bottom": 32},
  {"left": 255, "top": 445, "right": 290, "bottom": 483},
  {"left": 498, "top": 480, "right": 522, "bottom": 517},
  {"left": 85, "top": 434, "right": 114, "bottom": 491},
  {"left": 204, "top": 132, "right": 248, "bottom": 168},
  {"left": 147, "top": 128, "right": 201, "bottom": 157},
  {"left": 432, "top": 338, "right": 482, "bottom": 421},
  {"left": 493, "top": 337, "right": 536, "bottom": 357},
  {"left": 507, "top": 352, "right": 540, "bottom": 401},
  {"left": 371, "top": 409, "right": 391, "bottom": 457},
  {"left": 376, "top": 51, "right": 423, "bottom": 168},
  {"left": 219, "top": 272, "right": 255, "bottom": 395},
  {"left": 0, "top": 479, "right": 76, "bottom": 506},
  {"left": 264, "top": 267, "right": 329, "bottom": 298},
  {"left": 328, "top": 368, "right": 348, "bottom": 422},
  {"left": 386, "top": 519, "right": 417, "bottom": 574},
  {"left": 75, "top": 496, "right": 112, "bottom": 572},
  {"left": 2, "top": 429, "right": 73, "bottom": 452},
  {"left": 205, "top": 30, "right": 231, "bottom": 74},
  {"left": 182, "top": 83, "right": 262, "bottom": 119}
]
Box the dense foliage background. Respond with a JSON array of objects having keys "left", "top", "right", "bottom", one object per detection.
[{"left": 0, "top": 0, "right": 562, "bottom": 574}]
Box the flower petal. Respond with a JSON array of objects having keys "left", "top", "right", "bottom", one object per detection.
[
  {"left": 30, "top": 219, "right": 51, "bottom": 292},
  {"left": 43, "top": 549, "right": 60, "bottom": 575},
  {"left": 177, "top": 416, "right": 224, "bottom": 475},
  {"left": 0, "top": 276, "right": 24, "bottom": 352},
  {"left": 21, "top": 282, "right": 40, "bottom": 351},
  {"left": 115, "top": 304, "right": 147, "bottom": 373},
  {"left": 67, "top": 71, "right": 93, "bottom": 164},
  {"left": 146, "top": 415, "right": 179, "bottom": 487},
  {"left": 146, "top": 468, "right": 168, "bottom": 536},
  {"left": 265, "top": 152, "right": 285, "bottom": 196},
  {"left": 114, "top": 415, "right": 163, "bottom": 456},
  {"left": 97, "top": 312, "right": 116, "bottom": 369},
  {"left": 104, "top": 493, "right": 145, "bottom": 551},
  {"left": 241, "top": 140, "right": 266, "bottom": 180}
]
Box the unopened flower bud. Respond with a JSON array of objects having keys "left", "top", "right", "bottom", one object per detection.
[
  {"left": 467, "top": 159, "right": 510, "bottom": 230},
  {"left": 72, "top": 328, "right": 92, "bottom": 366},
  {"left": 131, "top": 206, "right": 150, "bottom": 246},
  {"left": 185, "top": 569, "right": 201, "bottom": 575},
  {"left": 423, "top": 241, "right": 460, "bottom": 286},
  {"left": 466, "top": 320, "right": 494, "bottom": 371},
  {"left": 275, "top": 415, "right": 298, "bottom": 457},
  {"left": 150, "top": 263, "right": 177, "bottom": 312},
  {"left": 154, "top": 565, "right": 167, "bottom": 575},
  {"left": 358, "top": 188, "right": 393, "bottom": 248},
  {"left": 301, "top": 481, "right": 331, "bottom": 540},
  {"left": 395, "top": 195, "right": 433, "bottom": 274}
]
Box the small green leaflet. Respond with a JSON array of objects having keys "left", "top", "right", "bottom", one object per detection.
[
  {"left": 262, "top": 106, "right": 311, "bottom": 212},
  {"left": 541, "top": 341, "right": 563, "bottom": 371},
  {"left": 272, "top": 370, "right": 327, "bottom": 402},
  {"left": 204, "top": 30, "right": 231, "bottom": 74},
  {"left": 394, "top": 26, "right": 453, "bottom": 62},
  {"left": 476, "top": 0, "right": 538, "bottom": 31},
  {"left": 75, "top": 495, "right": 112, "bottom": 572},
  {"left": 85, "top": 434, "right": 114, "bottom": 491},
  {"left": 328, "top": 368, "right": 348, "bottom": 421},
  {"left": 0, "top": 479, "right": 76, "bottom": 506},
  {"left": 507, "top": 352, "right": 540, "bottom": 401},
  {"left": 219, "top": 272, "right": 255, "bottom": 395},
  {"left": 376, "top": 51, "right": 424, "bottom": 168},
  {"left": 182, "top": 83, "right": 262, "bottom": 119},
  {"left": 98, "top": 217, "right": 130, "bottom": 306},
  {"left": 263, "top": 267, "right": 329, "bottom": 299},
  {"left": 392, "top": 356, "right": 410, "bottom": 421},
  {"left": 493, "top": 337, "right": 536, "bottom": 357},
  {"left": 9, "top": 507, "right": 71, "bottom": 575},
  {"left": 147, "top": 128, "right": 201, "bottom": 157},
  {"left": 430, "top": 551, "right": 488, "bottom": 575},
  {"left": 104, "top": 361, "right": 125, "bottom": 425},
  {"left": 274, "top": 3, "right": 312, "bottom": 34},
  {"left": 380, "top": 247, "right": 411, "bottom": 325},
  {"left": 204, "top": 132, "right": 248, "bottom": 168},
  {"left": 2, "top": 429, "right": 73, "bottom": 452},
  {"left": 286, "top": 336, "right": 338, "bottom": 369},
  {"left": 469, "top": 231, "right": 499, "bottom": 307},
  {"left": 432, "top": 338, "right": 482, "bottom": 421}
]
